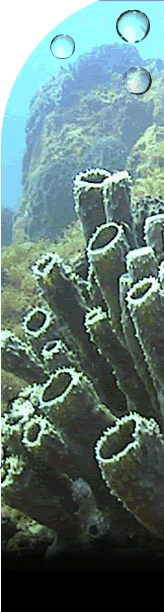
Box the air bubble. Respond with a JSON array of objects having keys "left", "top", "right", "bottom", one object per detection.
[
  {"left": 123, "top": 67, "right": 152, "bottom": 95},
  {"left": 116, "top": 10, "right": 150, "bottom": 43},
  {"left": 50, "top": 34, "right": 75, "bottom": 59}
]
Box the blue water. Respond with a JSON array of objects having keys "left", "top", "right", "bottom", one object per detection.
[{"left": 1, "top": 1, "right": 164, "bottom": 212}]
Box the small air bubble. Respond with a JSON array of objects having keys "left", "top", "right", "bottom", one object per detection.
[
  {"left": 50, "top": 34, "right": 75, "bottom": 59},
  {"left": 116, "top": 10, "right": 150, "bottom": 43},
  {"left": 123, "top": 67, "right": 152, "bottom": 95}
]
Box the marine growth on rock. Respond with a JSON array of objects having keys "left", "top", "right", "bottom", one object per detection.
[{"left": 1, "top": 167, "right": 164, "bottom": 552}]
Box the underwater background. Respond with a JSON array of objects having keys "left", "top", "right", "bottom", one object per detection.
[{"left": 1, "top": 1, "right": 164, "bottom": 570}]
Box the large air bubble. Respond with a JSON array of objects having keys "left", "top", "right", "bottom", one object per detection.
[
  {"left": 123, "top": 67, "right": 152, "bottom": 95},
  {"left": 50, "top": 34, "right": 75, "bottom": 59},
  {"left": 116, "top": 10, "right": 150, "bottom": 43}
]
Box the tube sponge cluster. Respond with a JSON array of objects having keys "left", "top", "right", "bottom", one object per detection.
[{"left": 1, "top": 166, "right": 164, "bottom": 548}]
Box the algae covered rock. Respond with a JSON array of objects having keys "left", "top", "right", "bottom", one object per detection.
[
  {"left": 1, "top": 208, "right": 14, "bottom": 247},
  {"left": 14, "top": 44, "right": 164, "bottom": 243}
]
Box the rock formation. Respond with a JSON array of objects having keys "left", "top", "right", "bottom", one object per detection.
[{"left": 13, "top": 43, "right": 164, "bottom": 243}]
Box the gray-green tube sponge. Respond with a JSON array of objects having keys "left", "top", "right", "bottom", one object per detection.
[
  {"left": 85, "top": 306, "right": 153, "bottom": 417},
  {"left": 31, "top": 251, "right": 56, "bottom": 280},
  {"left": 119, "top": 273, "right": 160, "bottom": 423},
  {"left": 1, "top": 454, "right": 26, "bottom": 499},
  {"left": 1, "top": 451, "right": 74, "bottom": 531},
  {"left": 126, "top": 246, "right": 157, "bottom": 284},
  {"left": 2, "top": 392, "right": 92, "bottom": 481},
  {"left": 103, "top": 170, "right": 133, "bottom": 232},
  {"left": 87, "top": 222, "right": 129, "bottom": 345},
  {"left": 73, "top": 169, "right": 133, "bottom": 247},
  {"left": 32, "top": 251, "right": 92, "bottom": 323},
  {"left": 1, "top": 394, "right": 68, "bottom": 464},
  {"left": 32, "top": 366, "right": 116, "bottom": 446},
  {"left": 22, "top": 305, "right": 59, "bottom": 356},
  {"left": 126, "top": 277, "right": 164, "bottom": 395},
  {"left": 73, "top": 167, "right": 112, "bottom": 245},
  {"left": 41, "top": 339, "right": 81, "bottom": 373},
  {"left": 1, "top": 329, "right": 47, "bottom": 383},
  {"left": 32, "top": 251, "right": 89, "bottom": 339},
  {"left": 21, "top": 414, "right": 68, "bottom": 464},
  {"left": 144, "top": 214, "right": 164, "bottom": 264},
  {"left": 1, "top": 397, "right": 35, "bottom": 455},
  {"left": 130, "top": 196, "right": 164, "bottom": 248},
  {"left": 31, "top": 250, "right": 113, "bottom": 404},
  {"left": 158, "top": 260, "right": 164, "bottom": 290},
  {"left": 95, "top": 412, "right": 164, "bottom": 539}
]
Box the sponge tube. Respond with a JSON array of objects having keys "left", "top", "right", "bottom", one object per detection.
[{"left": 95, "top": 412, "right": 164, "bottom": 539}]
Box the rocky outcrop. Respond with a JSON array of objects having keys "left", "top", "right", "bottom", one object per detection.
[
  {"left": 1, "top": 208, "right": 14, "bottom": 247},
  {"left": 13, "top": 44, "right": 164, "bottom": 243}
]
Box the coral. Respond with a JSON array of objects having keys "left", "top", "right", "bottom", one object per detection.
[{"left": 1, "top": 168, "right": 164, "bottom": 558}]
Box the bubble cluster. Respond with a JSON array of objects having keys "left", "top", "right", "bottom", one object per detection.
[{"left": 50, "top": 9, "right": 155, "bottom": 95}]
